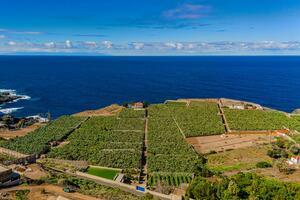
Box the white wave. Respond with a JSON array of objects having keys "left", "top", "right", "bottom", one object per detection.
[
  {"left": 1, "top": 89, "right": 31, "bottom": 102},
  {"left": 0, "top": 89, "right": 17, "bottom": 95},
  {"left": 26, "top": 115, "right": 49, "bottom": 123},
  {"left": 11, "top": 95, "right": 31, "bottom": 103},
  {"left": 0, "top": 107, "right": 24, "bottom": 114}
]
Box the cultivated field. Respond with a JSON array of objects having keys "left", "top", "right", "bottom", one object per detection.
[
  {"left": 147, "top": 104, "right": 198, "bottom": 187},
  {"left": 0, "top": 116, "right": 87, "bottom": 155},
  {"left": 224, "top": 109, "right": 294, "bottom": 131},
  {"left": 186, "top": 133, "right": 273, "bottom": 153},
  {"left": 48, "top": 109, "right": 145, "bottom": 170},
  {"left": 169, "top": 101, "right": 225, "bottom": 137}
]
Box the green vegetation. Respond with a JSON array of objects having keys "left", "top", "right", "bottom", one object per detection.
[
  {"left": 0, "top": 153, "right": 16, "bottom": 164},
  {"left": 15, "top": 190, "right": 30, "bottom": 200},
  {"left": 185, "top": 173, "right": 300, "bottom": 200},
  {"left": 48, "top": 116, "right": 143, "bottom": 170},
  {"left": 0, "top": 116, "right": 86, "bottom": 155},
  {"left": 41, "top": 172, "right": 146, "bottom": 200},
  {"left": 224, "top": 109, "right": 300, "bottom": 131},
  {"left": 147, "top": 104, "right": 199, "bottom": 187},
  {"left": 119, "top": 108, "right": 145, "bottom": 118},
  {"left": 86, "top": 166, "right": 120, "bottom": 180},
  {"left": 148, "top": 102, "right": 224, "bottom": 137},
  {"left": 207, "top": 146, "right": 272, "bottom": 172},
  {"left": 170, "top": 102, "right": 225, "bottom": 137},
  {"left": 116, "top": 118, "right": 145, "bottom": 131},
  {"left": 148, "top": 172, "right": 193, "bottom": 187},
  {"left": 256, "top": 161, "right": 272, "bottom": 168}
]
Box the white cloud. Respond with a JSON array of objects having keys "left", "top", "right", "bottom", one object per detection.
[
  {"left": 8, "top": 41, "right": 17, "bottom": 46},
  {"left": 102, "top": 41, "right": 113, "bottom": 49},
  {"left": 1, "top": 40, "right": 300, "bottom": 55},
  {"left": 44, "top": 42, "right": 56, "bottom": 48},
  {"left": 0, "top": 35, "right": 5, "bottom": 39},
  {"left": 132, "top": 42, "right": 145, "bottom": 50},
  {"left": 65, "top": 40, "right": 73, "bottom": 48},
  {"left": 163, "top": 4, "right": 211, "bottom": 20},
  {"left": 83, "top": 41, "right": 98, "bottom": 48},
  {"left": 164, "top": 42, "right": 184, "bottom": 50}
]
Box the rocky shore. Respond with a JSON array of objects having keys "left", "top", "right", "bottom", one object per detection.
[
  {"left": 0, "top": 115, "right": 41, "bottom": 130},
  {"left": 0, "top": 91, "right": 22, "bottom": 104}
]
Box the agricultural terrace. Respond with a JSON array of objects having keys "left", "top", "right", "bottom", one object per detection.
[
  {"left": 0, "top": 116, "right": 86, "bottom": 155},
  {"left": 48, "top": 108, "right": 145, "bottom": 170},
  {"left": 224, "top": 108, "right": 300, "bottom": 131},
  {"left": 168, "top": 101, "right": 225, "bottom": 137},
  {"left": 119, "top": 108, "right": 145, "bottom": 118},
  {"left": 147, "top": 104, "right": 198, "bottom": 187}
]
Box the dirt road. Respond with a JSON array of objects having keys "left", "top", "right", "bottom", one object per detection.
[{"left": 0, "top": 185, "right": 101, "bottom": 200}]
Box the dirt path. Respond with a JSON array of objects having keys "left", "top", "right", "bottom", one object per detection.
[
  {"left": 0, "top": 185, "right": 101, "bottom": 200},
  {"left": 217, "top": 101, "right": 230, "bottom": 133}
]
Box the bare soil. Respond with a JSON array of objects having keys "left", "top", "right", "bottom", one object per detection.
[
  {"left": 0, "top": 185, "right": 101, "bottom": 200},
  {"left": 24, "top": 164, "right": 49, "bottom": 180},
  {"left": 74, "top": 104, "right": 123, "bottom": 117},
  {"left": 254, "top": 168, "right": 300, "bottom": 183},
  {"left": 0, "top": 123, "right": 43, "bottom": 139},
  {"left": 207, "top": 145, "right": 272, "bottom": 171},
  {"left": 186, "top": 133, "right": 274, "bottom": 154}
]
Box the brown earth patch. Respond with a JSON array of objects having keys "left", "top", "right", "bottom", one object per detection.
[
  {"left": 24, "top": 164, "right": 49, "bottom": 180},
  {"left": 207, "top": 145, "right": 272, "bottom": 171},
  {"left": 73, "top": 104, "right": 123, "bottom": 117},
  {"left": 186, "top": 134, "right": 274, "bottom": 154},
  {"left": 0, "top": 123, "right": 43, "bottom": 139},
  {"left": 254, "top": 168, "right": 300, "bottom": 183},
  {"left": 0, "top": 185, "right": 101, "bottom": 200}
]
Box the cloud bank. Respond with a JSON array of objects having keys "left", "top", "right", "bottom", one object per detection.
[{"left": 1, "top": 40, "right": 300, "bottom": 55}]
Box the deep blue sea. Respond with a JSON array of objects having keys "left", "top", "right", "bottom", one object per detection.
[{"left": 0, "top": 56, "right": 300, "bottom": 118}]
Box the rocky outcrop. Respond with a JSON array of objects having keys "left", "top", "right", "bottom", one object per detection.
[
  {"left": 0, "top": 91, "right": 21, "bottom": 104},
  {"left": 0, "top": 115, "right": 39, "bottom": 130},
  {"left": 292, "top": 109, "right": 300, "bottom": 114}
]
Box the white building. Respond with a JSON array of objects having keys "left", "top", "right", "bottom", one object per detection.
[{"left": 287, "top": 156, "right": 300, "bottom": 165}]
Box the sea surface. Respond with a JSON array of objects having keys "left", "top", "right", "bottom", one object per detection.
[{"left": 0, "top": 56, "right": 300, "bottom": 118}]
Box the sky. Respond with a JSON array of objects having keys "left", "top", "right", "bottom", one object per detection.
[{"left": 0, "top": 0, "right": 300, "bottom": 55}]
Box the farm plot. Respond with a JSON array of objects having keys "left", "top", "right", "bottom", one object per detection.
[
  {"left": 207, "top": 145, "right": 272, "bottom": 172},
  {"left": 0, "top": 116, "right": 86, "bottom": 155},
  {"left": 186, "top": 134, "right": 273, "bottom": 154},
  {"left": 147, "top": 104, "right": 198, "bottom": 187},
  {"left": 169, "top": 102, "right": 225, "bottom": 137},
  {"left": 48, "top": 116, "right": 144, "bottom": 170},
  {"left": 147, "top": 104, "right": 172, "bottom": 118},
  {"left": 119, "top": 108, "right": 145, "bottom": 118},
  {"left": 224, "top": 109, "right": 295, "bottom": 131}
]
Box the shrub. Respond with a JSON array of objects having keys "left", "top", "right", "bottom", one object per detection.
[{"left": 256, "top": 161, "right": 272, "bottom": 168}]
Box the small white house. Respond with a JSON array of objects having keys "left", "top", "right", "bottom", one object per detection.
[{"left": 287, "top": 156, "right": 300, "bottom": 165}]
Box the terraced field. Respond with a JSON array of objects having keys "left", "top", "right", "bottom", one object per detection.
[
  {"left": 169, "top": 101, "right": 225, "bottom": 137},
  {"left": 147, "top": 104, "right": 198, "bottom": 187},
  {"left": 224, "top": 109, "right": 300, "bottom": 131},
  {"left": 0, "top": 116, "right": 86, "bottom": 155},
  {"left": 48, "top": 109, "right": 145, "bottom": 170}
]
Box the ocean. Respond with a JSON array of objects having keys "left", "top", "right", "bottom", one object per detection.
[{"left": 0, "top": 56, "right": 300, "bottom": 118}]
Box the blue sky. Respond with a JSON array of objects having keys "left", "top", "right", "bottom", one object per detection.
[{"left": 0, "top": 0, "right": 300, "bottom": 55}]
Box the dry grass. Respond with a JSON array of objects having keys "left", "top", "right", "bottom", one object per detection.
[
  {"left": 74, "top": 104, "right": 123, "bottom": 117},
  {"left": 207, "top": 145, "right": 272, "bottom": 172},
  {"left": 0, "top": 123, "right": 43, "bottom": 139},
  {"left": 187, "top": 134, "right": 273, "bottom": 154}
]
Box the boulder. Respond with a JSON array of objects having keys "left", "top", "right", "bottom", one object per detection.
[{"left": 292, "top": 109, "right": 300, "bottom": 114}]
